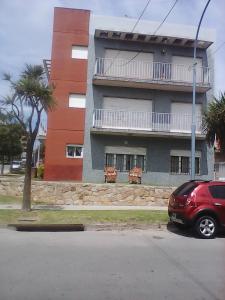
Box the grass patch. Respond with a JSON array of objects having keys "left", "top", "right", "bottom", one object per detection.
[
  {"left": 0, "top": 210, "right": 168, "bottom": 225},
  {"left": 0, "top": 195, "right": 22, "bottom": 204}
]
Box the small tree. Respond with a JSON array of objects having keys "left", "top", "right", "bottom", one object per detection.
[
  {"left": 0, "top": 123, "right": 23, "bottom": 175},
  {"left": 203, "top": 93, "right": 225, "bottom": 152},
  {"left": 1, "top": 64, "right": 55, "bottom": 211}
]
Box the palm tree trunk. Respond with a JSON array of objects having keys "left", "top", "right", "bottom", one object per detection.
[{"left": 22, "top": 142, "right": 33, "bottom": 211}]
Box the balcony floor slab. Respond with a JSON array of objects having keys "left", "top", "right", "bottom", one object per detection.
[
  {"left": 91, "top": 127, "right": 206, "bottom": 140},
  {"left": 93, "top": 76, "right": 211, "bottom": 93}
]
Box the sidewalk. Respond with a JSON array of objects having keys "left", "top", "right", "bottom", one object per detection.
[{"left": 0, "top": 204, "right": 167, "bottom": 211}]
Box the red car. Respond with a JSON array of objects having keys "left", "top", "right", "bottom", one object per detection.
[{"left": 168, "top": 180, "right": 225, "bottom": 239}]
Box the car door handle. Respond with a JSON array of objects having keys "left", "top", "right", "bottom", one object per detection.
[{"left": 214, "top": 202, "right": 222, "bottom": 207}]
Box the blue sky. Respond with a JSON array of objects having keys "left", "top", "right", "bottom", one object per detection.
[{"left": 0, "top": 0, "right": 224, "bottom": 97}]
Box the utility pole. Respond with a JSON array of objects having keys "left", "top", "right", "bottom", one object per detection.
[{"left": 191, "top": 0, "right": 212, "bottom": 180}]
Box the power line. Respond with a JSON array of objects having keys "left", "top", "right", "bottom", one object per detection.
[
  {"left": 131, "top": 0, "right": 153, "bottom": 32},
  {"left": 212, "top": 40, "right": 225, "bottom": 55},
  {"left": 104, "top": 0, "right": 152, "bottom": 73},
  {"left": 152, "top": 0, "right": 179, "bottom": 35},
  {"left": 122, "top": 0, "right": 179, "bottom": 65}
]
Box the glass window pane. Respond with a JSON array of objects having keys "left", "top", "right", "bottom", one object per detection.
[
  {"left": 67, "top": 146, "right": 75, "bottom": 157},
  {"left": 195, "top": 157, "right": 200, "bottom": 174},
  {"left": 181, "top": 156, "right": 189, "bottom": 174},
  {"left": 105, "top": 154, "right": 114, "bottom": 167},
  {"left": 125, "top": 155, "right": 135, "bottom": 171},
  {"left": 116, "top": 154, "right": 124, "bottom": 172},
  {"left": 75, "top": 147, "right": 82, "bottom": 157},
  {"left": 209, "top": 186, "right": 225, "bottom": 199},
  {"left": 136, "top": 155, "right": 145, "bottom": 171},
  {"left": 171, "top": 156, "right": 179, "bottom": 173}
]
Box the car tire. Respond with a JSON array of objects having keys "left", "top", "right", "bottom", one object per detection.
[{"left": 195, "top": 216, "right": 217, "bottom": 239}]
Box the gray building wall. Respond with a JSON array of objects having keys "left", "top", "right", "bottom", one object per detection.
[
  {"left": 95, "top": 37, "right": 208, "bottom": 67},
  {"left": 87, "top": 135, "right": 213, "bottom": 185},
  {"left": 83, "top": 15, "right": 214, "bottom": 186}
]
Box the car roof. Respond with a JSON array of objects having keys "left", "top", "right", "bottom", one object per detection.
[{"left": 195, "top": 180, "right": 225, "bottom": 186}]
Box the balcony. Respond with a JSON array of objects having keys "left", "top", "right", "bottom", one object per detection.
[
  {"left": 91, "top": 109, "right": 205, "bottom": 139},
  {"left": 93, "top": 58, "right": 211, "bottom": 93}
]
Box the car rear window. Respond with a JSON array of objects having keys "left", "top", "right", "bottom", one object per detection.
[
  {"left": 173, "top": 182, "right": 197, "bottom": 196},
  {"left": 209, "top": 185, "right": 225, "bottom": 199}
]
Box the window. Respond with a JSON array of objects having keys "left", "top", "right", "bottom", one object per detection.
[
  {"left": 105, "top": 153, "right": 114, "bottom": 166},
  {"left": 66, "top": 145, "right": 83, "bottom": 158},
  {"left": 69, "top": 94, "right": 86, "bottom": 108},
  {"left": 181, "top": 156, "right": 189, "bottom": 174},
  {"left": 171, "top": 102, "right": 202, "bottom": 133},
  {"left": 105, "top": 153, "right": 146, "bottom": 172},
  {"left": 125, "top": 155, "right": 135, "bottom": 171},
  {"left": 171, "top": 156, "right": 179, "bottom": 174},
  {"left": 172, "top": 56, "right": 203, "bottom": 83},
  {"left": 209, "top": 186, "right": 225, "bottom": 199},
  {"left": 104, "top": 49, "right": 153, "bottom": 78},
  {"left": 170, "top": 155, "right": 200, "bottom": 175},
  {"left": 136, "top": 155, "right": 145, "bottom": 170},
  {"left": 71, "top": 46, "right": 88, "bottom": 59},
  {"left": 173, "top": 182, "right": 198, "bottom": 196},
  {"left": 116, "top": 154, "right": 124, "bottom": 172}
]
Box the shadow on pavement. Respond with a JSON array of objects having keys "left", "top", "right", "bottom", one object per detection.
[
  {"left": 167, "top": 222, "right": 195, "bottom": 238},
  {"left": 167, "top": 222, "right": 225, "bottom": 239}
]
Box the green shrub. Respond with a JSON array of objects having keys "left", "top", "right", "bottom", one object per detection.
[{"left": 37, "top": 164, "right": 44, "bottom": 179}]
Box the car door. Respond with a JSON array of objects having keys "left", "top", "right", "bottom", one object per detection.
[{"left": 208, "top": 185, "right": 225, "bottom": 225}]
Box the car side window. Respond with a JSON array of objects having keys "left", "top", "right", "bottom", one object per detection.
[{"left": 209, "top": 186, "right": 225, "bottom": 199}]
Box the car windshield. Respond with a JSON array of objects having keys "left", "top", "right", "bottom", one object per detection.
[{"left": 173, "top": 182, "right": 198, "bottom": 196}]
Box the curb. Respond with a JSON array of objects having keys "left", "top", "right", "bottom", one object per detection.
[
  {"left": 86, "top": 223, "right": 168, "bottom": 231},
  {"left": 8, "top": 224, "right": 85, "bottom": 232},
  {"left": 3, "top": 223, "right": 168, "bottom": 232}
]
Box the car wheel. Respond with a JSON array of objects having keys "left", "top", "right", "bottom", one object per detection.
[{"left": 195, "top": 216, "right": 217, "bottom": 239}]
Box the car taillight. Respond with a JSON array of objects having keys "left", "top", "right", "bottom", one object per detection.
[{"left": 185, "top": 197, "right": 196, "bottom": 207}]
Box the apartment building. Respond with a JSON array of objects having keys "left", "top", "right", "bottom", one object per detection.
[{"left": 44, "top": 7, "right": 215, "bottom": 185}]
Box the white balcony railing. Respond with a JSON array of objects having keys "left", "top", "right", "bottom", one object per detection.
[
  {"left": 95, "top": 58, "right": 210, "bottom": 86},
  {"left": 93, "top": 109, "right": 203, "bottom": 134}
]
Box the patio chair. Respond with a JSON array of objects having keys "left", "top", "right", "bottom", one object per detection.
[
  {"left": 104, "top": 166, "right": 117, "bottom": 183},
  {"left": 128, "top": 167, "right": 142, "bottom": 184}
]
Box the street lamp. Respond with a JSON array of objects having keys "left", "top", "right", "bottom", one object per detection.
[{"left": 191, "top": 0, "right": 212, "bottom": 180}]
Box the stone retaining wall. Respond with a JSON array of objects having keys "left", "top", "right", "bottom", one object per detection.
[{"left": 0, "top": 178, "right": 176, "bottom": 206}]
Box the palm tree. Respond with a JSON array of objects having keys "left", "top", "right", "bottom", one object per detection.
[
  {"left": 203, "top": 93, "right": 225, "bottom": 152},
  {"left": 1, "top": 64, "right": 55, "bottom": 211}
]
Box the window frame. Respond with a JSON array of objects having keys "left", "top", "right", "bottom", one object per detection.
[
  {"left": 170, "top": 155, "right": 200, "bottom": 175},
  {"left": 69, "top": 94, "right": 86, "bottom": 109},
  {"left": 71, "top": 45, "right": 88, "bottom": 59},
  {"left": 105, "top": 153, "right": 146, "bottom": 172},
  {"left": 66, "top": 145, "right": 83, "bottom": 159}
]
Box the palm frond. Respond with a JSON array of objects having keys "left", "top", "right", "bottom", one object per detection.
[
  {"left": 2, "top": 72, "right": 12, "bottom": 81},
  {"left": 203, "top": 92, "right": 225, "bottom": 152},
  {"left": 22, "top": 64, "right": 44, "bottom": 80}
]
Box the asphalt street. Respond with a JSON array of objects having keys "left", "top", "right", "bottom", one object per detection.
[{"left": 0, "top": 227, "right": 224, "bottom": 300}]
